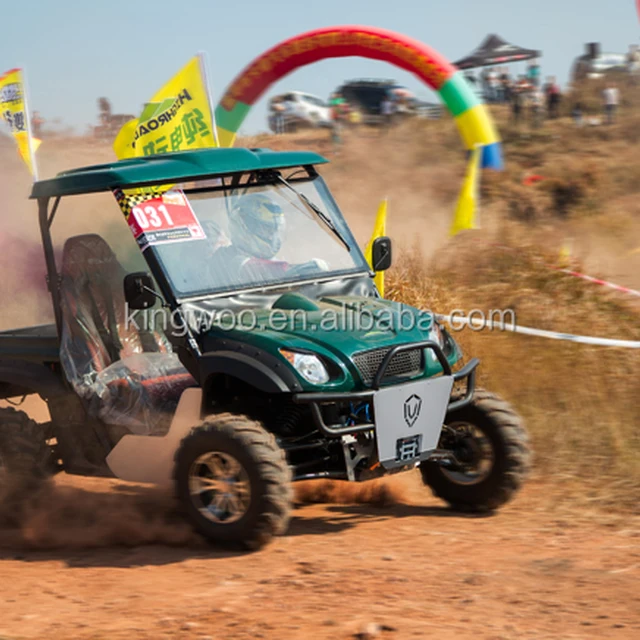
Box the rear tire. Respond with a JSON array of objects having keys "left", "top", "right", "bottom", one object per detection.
[
  {"left": 174, "top": 413, "right": 292, "bottom": 550},
  {"left": 420, "top": 390, "right": 531, "bottom": 512},
  {"left": 0, "top": 407, "right": 55, "bottom": 493}
]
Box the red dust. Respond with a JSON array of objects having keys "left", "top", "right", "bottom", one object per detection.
[{"left": 294, "top": 478, "right": 407, "bottom": 507}]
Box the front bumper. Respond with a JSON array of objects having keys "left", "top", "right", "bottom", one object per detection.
[{"left": 293, "top": 340, "right": 479, "bottom": 438}]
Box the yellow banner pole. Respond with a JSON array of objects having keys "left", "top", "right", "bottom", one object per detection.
[
  {"left": 198, "top": 51, "right": 220, "bottom": 147},
  {"left": 21, "top": 67, "right": 39, "bottom": 181}
]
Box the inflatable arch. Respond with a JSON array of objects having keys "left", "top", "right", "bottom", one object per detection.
[{"left": 215, "top": 25, "right": 503, "bottom": 169}]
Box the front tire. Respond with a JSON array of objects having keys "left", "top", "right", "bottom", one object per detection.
[
  {"left": 420, "top": 390, "right": 531, "bottom": 512},
  {"left": 174, "top": 414, "right": 292, "bottom": 550}
]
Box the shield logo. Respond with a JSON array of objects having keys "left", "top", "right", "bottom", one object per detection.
[{"left": 403, "top": 394, "right": 422, "bottom": 428}]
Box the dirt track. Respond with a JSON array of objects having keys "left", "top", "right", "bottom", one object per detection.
[
  {"left": 1, "top": 134, "right": 639, "bottom": 640},
  {"left": 1, "top": 473, "right": 639, "bottom": 640}
]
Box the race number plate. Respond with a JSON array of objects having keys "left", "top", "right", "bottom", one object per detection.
[
  {"left": 121, "top": 189, "right": 205, "bottom": 251},
  {"left": 373, "top": 376, "right": 454, "bottom": 470}
]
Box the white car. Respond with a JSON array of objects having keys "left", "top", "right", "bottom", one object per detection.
[{"left": 268, "top": 92, "right": 333, "bottom": 133}]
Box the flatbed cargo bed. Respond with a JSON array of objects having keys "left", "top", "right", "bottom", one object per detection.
[{"left": 0, "top": 324, "right": 59, "bottom": 363}]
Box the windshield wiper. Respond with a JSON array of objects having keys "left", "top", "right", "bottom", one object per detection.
[{"left": 275, "top": 175, "right": 351, "bottom": 252}]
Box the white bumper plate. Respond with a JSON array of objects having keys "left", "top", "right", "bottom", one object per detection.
[{"left": 372, "top": 376, "right": 454, "bottom": 470}]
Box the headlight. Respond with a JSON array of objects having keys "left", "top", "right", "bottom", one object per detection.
[{"left": 280, "top": 350, "right": 330, "bottom": 385}]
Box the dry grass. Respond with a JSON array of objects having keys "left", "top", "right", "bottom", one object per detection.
[{"left": 386, "top": 240, "right": 640, "bottom": 513}]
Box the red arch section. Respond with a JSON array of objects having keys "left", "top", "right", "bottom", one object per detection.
[{"left": 219, "top": 25, "right": 457, "bottom": 113}]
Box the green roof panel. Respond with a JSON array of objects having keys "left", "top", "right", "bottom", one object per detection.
[{"left": 30, "top": 147, "right": 328, "bottom": 199}]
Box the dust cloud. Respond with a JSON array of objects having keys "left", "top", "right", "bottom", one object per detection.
[
  {"left": 0, "top": 478, "right": 203, "bottom": 550},
  {"left": 295, "top": 478, "right": 407, "bottom": 507}
]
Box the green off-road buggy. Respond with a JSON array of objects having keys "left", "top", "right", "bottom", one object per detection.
[{"left": 0, "top": 148, "right": 531, "bottom": 549}]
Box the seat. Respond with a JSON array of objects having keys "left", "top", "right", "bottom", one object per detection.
[{"left": 59, "top": 234, "right": 196, "bottom": 435}]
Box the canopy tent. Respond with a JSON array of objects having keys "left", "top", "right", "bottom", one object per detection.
[{"left": 454, "top": 34, "right": 541, "bottom": 70}]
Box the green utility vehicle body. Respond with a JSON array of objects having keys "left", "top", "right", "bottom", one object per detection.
[{"left": 0, "top": 147, "right": 529, "bottom": 550}]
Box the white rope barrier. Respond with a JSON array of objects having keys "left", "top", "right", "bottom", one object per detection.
[{"left": 436, "top": 314, "right": 640, "bottom": 349}]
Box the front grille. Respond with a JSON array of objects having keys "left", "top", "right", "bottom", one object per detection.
[{"left": 352, "top": 346, "right": 423, "bottom": 385}]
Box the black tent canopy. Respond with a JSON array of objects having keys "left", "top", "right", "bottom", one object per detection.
[{"left": 454, "top": 34, "right": 541, "bottom": 70}]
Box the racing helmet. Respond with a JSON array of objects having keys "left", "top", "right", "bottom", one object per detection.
[{"left": 229, "top": 192, "right": 285, "bottom": 259}]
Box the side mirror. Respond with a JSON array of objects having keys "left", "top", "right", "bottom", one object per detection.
[
  {"left": 124, "top": 272, "right": 157, "bottom": 310},
  {"left": 371, "top": 236, "right": 392, "bottom": 272}
]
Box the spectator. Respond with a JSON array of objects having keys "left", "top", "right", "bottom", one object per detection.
[
  {"left": 511, "top": 83, "right": 524, "bottom": 126},
  {"left": 602, "top": 84, "right": 620, "bottom": 125},
  {"left": 381, "top": 95, "right": 395, "bottom": 128},
  {"left": 545, "top": 77, "right": 561, "bottom": 119},
  {"left": 527, "top": 59, "right": 541, "bottom": 88},
  {"left": 530, "top": 87, "right": 545, "bottom": 129},
  {"left": 487, "top": 67, "right": 499, "bottom": 103},
  {"left": 499, "top": 67, "right": 511, "bottom": 103},
  {"left": 571, "top": 101, "right": 584, "bottom": 127},
  {"left": 480, "top": 67, "right": 491, "bottom": 102},
  {"left": 329, "top": 93, "right": 345, "bottom": 147}
]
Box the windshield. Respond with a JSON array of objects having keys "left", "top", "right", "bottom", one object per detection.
[{"left": 149, "top": 175, "right": 369, "bottom": 299}]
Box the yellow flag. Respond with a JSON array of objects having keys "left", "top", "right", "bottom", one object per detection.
[
  {"left": 364, "top": 198, "right": 388, "bottom": 297},
  {"left": 450, "top": 147, "right": 481, "bottom": 236},
  {"left": 114, "top": 56, "right": 217, "bottom": 159},
  {"left": 0, "top": 68, "right": 39, "bottom": 177}
]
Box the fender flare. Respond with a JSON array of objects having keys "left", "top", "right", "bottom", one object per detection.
[{"left": 199, "top": 350, "right": 302, "bottom": 395}]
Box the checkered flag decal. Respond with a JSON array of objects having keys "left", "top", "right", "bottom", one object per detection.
[{"left": 113, "top": 186, "right": 171, "bottom": 217}]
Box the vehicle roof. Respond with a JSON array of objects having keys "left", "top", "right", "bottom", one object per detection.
[
  {"left": 30, "top": 147, "right": 328, "bottom": 199},
  {"left": 338, "top": 79, "right": 400, "bottom": 87}
]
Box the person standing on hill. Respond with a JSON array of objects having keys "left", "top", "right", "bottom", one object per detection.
[
  {"left": 499, "top": 68, "right": 511, "bottom": 103},
  {"left": 603, "top": 84, "right": 620, "bottom": 125},
  {"left": 527, "top": 59, "right": 541, "bottom": 88},
  {"left": 329, "top": 93, "right": 349, "bottom": 149},
  {"left": 381, "top": 95, "right": 395, "bottom": 129},
  {"left": 545, "top": 78, "right": 561, "bottom": 119},
  {"left": 511, "top": 83, "right": 524, "bottom": 126},
  {"left": 487, "top": 68, "right": 499, "bottom": 103},
  {"left": 571, "top": 101, "right": 584, "bottom": 127},
  {"left": 530, "top": 87, "right": 545, "bottom": 128}
]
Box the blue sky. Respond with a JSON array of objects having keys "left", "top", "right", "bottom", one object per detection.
[{"left": 1, "top": 0, "right": 638, "bottom": 135}]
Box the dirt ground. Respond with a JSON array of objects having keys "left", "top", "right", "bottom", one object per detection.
[
  {"left": 1, "top": 135, "right": 639, "bottom": 640},
  {"left": 0, "top": 472, "right": 639, "bottom": 640}
]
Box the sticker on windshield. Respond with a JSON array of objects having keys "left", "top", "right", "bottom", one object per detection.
[{"left": 113, "top": 187, "right": 205, "bottom": 251}]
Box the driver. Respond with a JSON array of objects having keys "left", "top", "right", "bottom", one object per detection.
[
  {"left": 211, "top": 193, "right": 289, "bottom": 285},
  {"left": 214, "top": 192, "right": 327, "bottom": 283},
  {"left": 229, "top": 192, "right": 287, "bottom": 263}
]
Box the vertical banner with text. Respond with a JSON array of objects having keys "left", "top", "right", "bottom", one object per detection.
[{"left": 0, "top": 68, "right": 40, "bottom": 178}]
